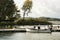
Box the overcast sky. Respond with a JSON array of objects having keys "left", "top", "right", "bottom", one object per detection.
[{"left": 14, "top": 0, "right": 60, "bottom": 18}]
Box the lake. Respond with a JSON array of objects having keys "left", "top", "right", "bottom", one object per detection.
[{"left": 0, "top": 32, "right": 60, "bottom": 40}]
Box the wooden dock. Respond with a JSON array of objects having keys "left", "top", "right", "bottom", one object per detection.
[{"left": 0, "top": 28, "right": 26, "bottom": 32}]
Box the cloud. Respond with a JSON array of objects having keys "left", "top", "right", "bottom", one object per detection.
[{"left": 14, "top": 0, "right": 60, "bottom": 18}]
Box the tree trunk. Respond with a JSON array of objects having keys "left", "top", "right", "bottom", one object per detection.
[
  {"left": 23, "top": 11, "right": 26, "bottom": 26},
  {"left": 23, "top": 11, "right": 25, "bottom": 21}
]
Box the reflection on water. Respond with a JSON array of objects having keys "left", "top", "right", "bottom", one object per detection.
[{"left": 0, "top": 32, "right": 60, "bottom": 40}]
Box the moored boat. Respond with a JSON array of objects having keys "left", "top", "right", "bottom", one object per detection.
[{"left": 26, "top": 25, "right": 52, "bottom": 33}]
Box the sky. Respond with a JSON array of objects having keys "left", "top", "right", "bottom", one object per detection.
[{"left": 14, "top": 0, "right": 60, "bottom": 18}]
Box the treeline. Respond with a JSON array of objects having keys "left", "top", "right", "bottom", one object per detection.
[
  {"left": 39, "top": 17, "right": 60, "bottom": 21},
  {"left": 1, "top": 17, "right": 60, "bottom": 25},
  {"left": 16, "top": 18, "right": 52, "bottom": 25}
]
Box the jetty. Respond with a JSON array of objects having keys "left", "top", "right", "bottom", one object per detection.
[{"left": 0, "top": 28, "right": 26, "bottom": 32}]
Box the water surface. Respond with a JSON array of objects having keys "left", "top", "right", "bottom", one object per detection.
[{"left": 0, "top": 32, "right": 60, "bottom": 40}]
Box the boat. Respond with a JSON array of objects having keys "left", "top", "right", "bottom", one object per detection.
[{"left": 26, "top": 25, "right": 52, "bottom": 33}]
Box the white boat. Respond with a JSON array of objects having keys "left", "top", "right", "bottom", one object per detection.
[{"left": 26, "top": 25, "right": 52, "bottom": 33}]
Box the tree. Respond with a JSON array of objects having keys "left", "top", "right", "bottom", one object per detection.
[
  {"left": 0, "top": 0, "right": 18, "bottom": 20},
  {"left": 22, "top": 0, "right": 32, "bottom": 20}
]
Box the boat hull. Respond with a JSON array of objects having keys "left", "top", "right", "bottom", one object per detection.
[{"left": 26, "top": 28, "right": 51, "bottom": 33}]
